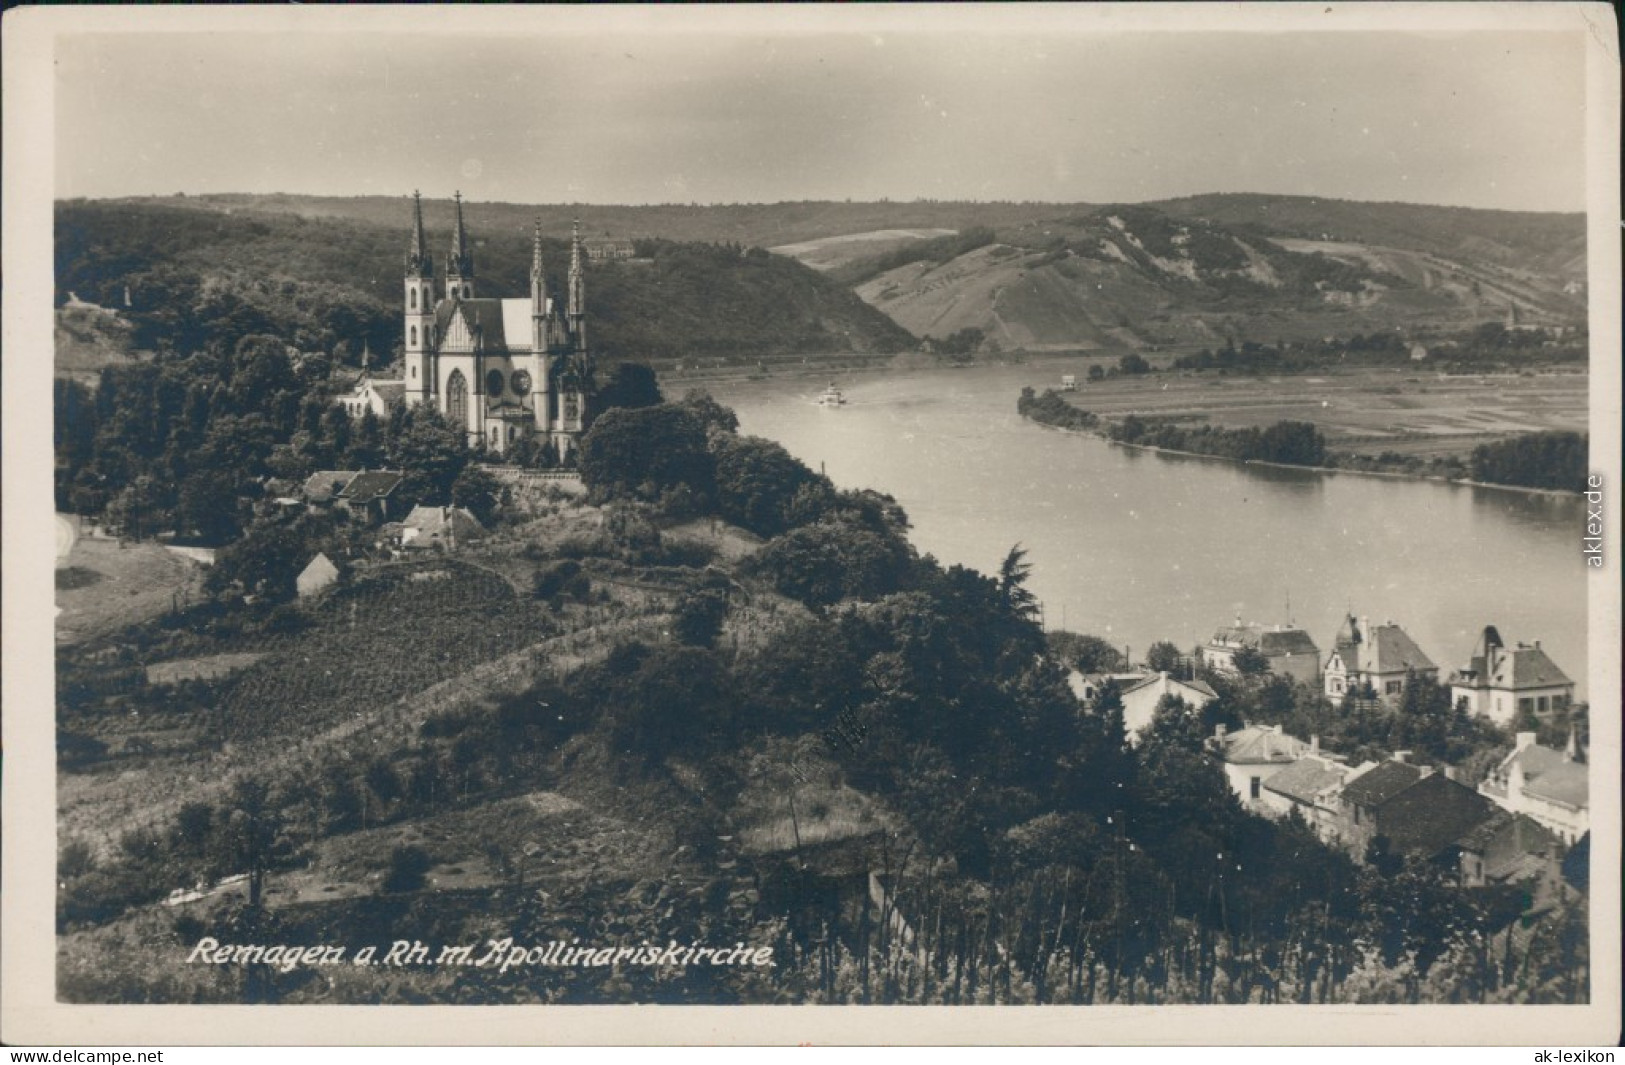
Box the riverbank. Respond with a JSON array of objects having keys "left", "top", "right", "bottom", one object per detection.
[{"left": 1021, "top": 413, "right": 1582, "bottom": 499}]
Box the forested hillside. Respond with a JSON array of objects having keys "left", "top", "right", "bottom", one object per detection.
[
  {"left": 57, "top": 392, "right": 1585, "bottom": 1005},
  {"left": 53, "top": 201, "right": 916, "bottom": 372}
]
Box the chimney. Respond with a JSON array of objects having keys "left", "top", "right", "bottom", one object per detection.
[
  {"left": 1442, "top": 766, "right": 1457, "bottom": 782},
  {"left": 1392, "top": 750, "right": 1410, "bottom": 764},
  {"left": 1216, "top": 723, "right": 1227, "bottom": 741},
  {"left": 1515, "top": 731, "right": 1537, "bottom": 753},
  {"left": 1310, "top": 734, "right": 1320, "bottom": 756}
]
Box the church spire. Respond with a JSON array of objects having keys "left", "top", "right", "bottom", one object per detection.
[
  {"left": 531, "top": 218, "right": 546, "bottom": 286},
  {"left": 567, "top": 218, "right": 585, "bottom": 322},
  {"left": 405, "top": 190, "right": 433, "bottom": 278},
  {"left": 447, "top": 191, "right": 474, "bottom": 297},
  {"left": 530, "top": 217, "right": 548, "bottom": 319}
]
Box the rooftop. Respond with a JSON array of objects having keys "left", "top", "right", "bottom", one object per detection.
[
  {"left": 339, "top": 470, "right": 404, "bottom": 505},
  {"left": 1339, "top": 759, "right": 1424, "bottom": 808},
  {"left": 1377, "top": 774, "right": 1498, "bottom": 858},
  {"left": 1215, "top": 724, "right": 1306, "bottom": 766},
  {"left": 1262, "top": 755, "right": 1348, "bottom": 805},
  {"left": 303, "top": 470, "right": 359, "bottom": 503}
]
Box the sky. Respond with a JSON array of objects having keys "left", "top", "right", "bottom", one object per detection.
[{"left": 51, "top": 8, "right": 1590, "bottom": 212}]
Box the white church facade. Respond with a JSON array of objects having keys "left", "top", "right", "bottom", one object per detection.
[{"left": 400, "top": 191, "right": 594, "bottom": 458}]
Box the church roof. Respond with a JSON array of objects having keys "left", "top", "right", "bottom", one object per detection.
[{"left": 434, "top": 298, "right": 537, "bottom": 355}]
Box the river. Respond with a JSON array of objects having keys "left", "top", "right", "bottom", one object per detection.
[{"left": 708, "top": 363, "right": 1591, "bottom": 700}]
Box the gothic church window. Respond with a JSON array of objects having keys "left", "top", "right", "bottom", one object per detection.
[
  {"left": 410, "top": 288, "right": 417, "bottom": 309},
  {"left": 410, "top": 326, "right": 418, "bottom": 347},
  {"left": 447, "top": 370, "right": 468, "bottom": 425}
]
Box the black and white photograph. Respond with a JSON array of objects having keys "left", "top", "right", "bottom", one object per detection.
[{"left": 3, "top": 2, "right": 1619, "bottom": 1047}]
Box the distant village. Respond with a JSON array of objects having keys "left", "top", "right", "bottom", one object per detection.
[{"left": 1071, "top": 612, "right": 1586, "bottom": 901}]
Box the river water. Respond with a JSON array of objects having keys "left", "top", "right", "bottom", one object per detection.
[{"left": 709, "top": 363, "right": 1591, "bottom": 700}]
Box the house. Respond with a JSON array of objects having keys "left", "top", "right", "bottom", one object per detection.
[
  {"left": 1068, "top": 670, "right": 1151, "bottom": 705},
  {"left": 1478, "top": 732, "right": 1588, "bottom": 844},
  {"left": 584, "top": 236, "right": 636, "bottom": 262},
  {"left": 295, "top": 552, "right": 340, "bottom": 598},
  {"left": 1201, "top": 618, "right": 1321, "bottom": 685},
  {"left": 337, "top": 374, "right": 406, "bottom": 420},
  {"left": 1330, "top": 757, "right": 1425, "bottom": 858},
  {"left": 1259, "top": 746, "right": 1352, "bottom": 840},
  {"left": 1408, "top": 343, "right": 1429, "bottom": 362},
  {"left": 1330, "top": 757, "right": 1497, "bottom": 864},
  {"left": 335, "top": 470, "right": 405, "bottom": 525},
  {"left": 396, "top": 505, "right": 487, "bottom": 552},
  {"left": 1208, "top": 723, "right": 1308, "bottom": 808},
  {"left": 1323, "top": 614, "right": 1438, "bottom": 705},
  {"left": 1456, "top": 810, "right": 1561, "bottom": 889},
  {"left": 1448, "top": 625, "right": 1574, "bottom": 724},
  {"left": 1118, "top": 672, "right": 1217, "bottom": 740},
  {"left": 1368, "top": 772, "right": 1497, "bottom": 864},
  {"left": 302, "top": 470, "right": 359, "bottom": 506}
]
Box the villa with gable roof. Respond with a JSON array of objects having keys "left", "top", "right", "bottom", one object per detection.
[
  {"left": 1323, "top": 614, "right": 1437, "bottom": 705},
  {"left": 1448, "top": 625, "right": 1574, "bottom": 724}
]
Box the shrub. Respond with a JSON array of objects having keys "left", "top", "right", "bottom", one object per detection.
[{"left": 382, "top": 844, "right": 432, "bottom": 893}]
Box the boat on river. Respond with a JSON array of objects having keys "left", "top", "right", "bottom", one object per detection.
[{"left": 816, "top": 382, "right": 847, "bottom": 407}]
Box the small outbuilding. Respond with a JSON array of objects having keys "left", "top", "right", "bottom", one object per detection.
[{"left": 296, "top": 552, "right": 340, "bottom": 598}]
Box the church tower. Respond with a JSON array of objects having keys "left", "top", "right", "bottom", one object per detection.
[
  {"left": 403, "top": 190, "right": 436, "bottom": 407},
  {"left": 446, "top": 191, "right": 475, "bottom": 300}
]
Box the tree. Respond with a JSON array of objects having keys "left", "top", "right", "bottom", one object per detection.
[
  {"left": 387, "top": 406, "right": 469, "bottom": 508},
  {"left": 679, "top": 389, "right": 741, "bottom": 436},
  {"left": 450, "top": 464, "right": 503, "bottom": 526},
  {"left": 383, "top": 844, "right": 433, "bottom": 893},
  {"left": 1232, "top": 646, "right": 1271, "bottom": 676},
  {"left": 751, "top": 517, "right": 912, "bottom": 608},
  {"left": 672, "top": 588, "right": 729, "bottom": 648},
  {"left": 1048, "top": 632, "right": 1127, "bottom": 674},
  {"left": 1146, "top": 640, "right": 1183, "bottom": 675},
  {"left": 592, "top": 361, "right": 664, "bottom": 420},
  {"left": 577, "top": 404, "right": 715, "bottom": 507},
  {"left": 1119, "top": 353, "right": 1151, "bottom": 375},
  {"left": 996, "top": 544, "right": 1040, "bottom": 622},
  {"left": 710, "top": 433, "right": 832, "bottom": 537}
]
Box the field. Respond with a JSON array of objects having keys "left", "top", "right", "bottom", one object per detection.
[
  {"left": 1053, "top": 365, "right": 1588, "bottom": 462},
  {"left": 55, "top": 535, "right": 204, "bottom": 646}
]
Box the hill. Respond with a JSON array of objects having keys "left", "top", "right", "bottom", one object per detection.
[
  {"left": 54, "top": 392, "right": 1582, "bottom": 1006},
  {"left": 840, "top": 201, "right": 1585, "bottom": 351},
  {"left": 53, "top": 200, "right": 917, "bottom": 374}
]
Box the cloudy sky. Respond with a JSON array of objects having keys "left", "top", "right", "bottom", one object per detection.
[{"left": 52, "top": 6, "right": 1589, "bottom": 211}]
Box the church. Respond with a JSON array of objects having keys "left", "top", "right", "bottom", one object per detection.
[{"left": 399, "top": 191, "right": 593, "bottom": 458}]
